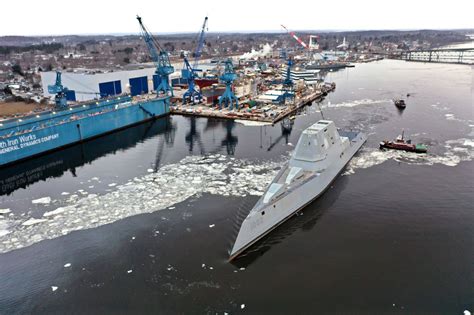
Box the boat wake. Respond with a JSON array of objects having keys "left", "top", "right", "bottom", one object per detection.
[
  {"left": 344, "top": 137, "right": 474, "bottom": 175},
  {"left": 323, "top": 98, "right": 391, "bottom": 109},
  {"left": 0, "top": 155, "right": 282, "bottom": 254}
]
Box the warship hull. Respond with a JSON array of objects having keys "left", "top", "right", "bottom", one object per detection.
[{"left": 230, "top": 123, "right": 366, "bottom": 260}]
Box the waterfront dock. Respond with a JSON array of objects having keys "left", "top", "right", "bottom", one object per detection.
[{"left": 170, "top": 84, "right": 334, "bottom": 124}]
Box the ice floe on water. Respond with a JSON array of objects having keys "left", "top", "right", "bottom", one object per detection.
[
  {"left": 0, "top": 220, "right": 10, "bottom": 237},
  {"left": 0, "top": 154, "right": 282, "bottom": 253},
  {"left": 322, "top": 98, "right": 391, "bottom": 109},
  {"left": 43, "top": 208, "right": 66, "bottom": 218},
  {"left": 235, "top": 119, "right": 273, "bottom": 126},
  {"left": 0, "top": 208, "right": 11, "bottom": 215},
  {"left": 31, "top": 197, "right": 51, "bottom": 204},
  {"left": 444, "top": 113, "right": 466, "bottom": 122},
  {"left": 22, "top": 218, "right": 48, "bottom": 226}
]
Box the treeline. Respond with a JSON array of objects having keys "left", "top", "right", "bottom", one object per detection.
[{"left": 0, "top": 43, "right": 64, "bottom": 55}]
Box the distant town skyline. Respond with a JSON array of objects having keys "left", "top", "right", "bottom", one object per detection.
[{"left": 2, "top": 0, "right": 473, "bottom": 36}]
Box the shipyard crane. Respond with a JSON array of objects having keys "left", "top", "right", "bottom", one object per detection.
[
  {"left": 48, "top": 71, "right": 104, "bottom": 108},
  {"left": 48, "top": 71, "right": 68, "bottom": 108},
  {"left": 182, "top": 16, "right": 208, "bottom": 104},
  {"left": 281, "top": 58, "right": 295, "bottom": 104},
  {"left": 218, "top": 59, "right": 238, "bottom": 110},
  {"left": 192, "top": 16, "right": 208, "bottom": 69},
  {"left": 136, "top": 15, "right": 174, "bottom": 100},
  {"left": 281, "top": 24, "right": 308, "bottom": 49}
]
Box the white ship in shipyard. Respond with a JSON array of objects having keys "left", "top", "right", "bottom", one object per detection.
[{"left": 230, "top": 120, "right": 367, "bottom": 260}]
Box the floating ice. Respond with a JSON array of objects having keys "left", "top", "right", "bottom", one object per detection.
[
  {"left": 51, "top": 286, "right": 58, "bottom": 292},
  {"left": 0, "top": 154, "right": 283, "bottom": 253},
  {"left": 235, "top": 119, "right": 272, "bottom": 126},
  {"left": 43, "top": 208, "right": 66, "bottom": 217},
  {"left": 64, "top": 263, "right": 71, "bottom": 268},
  {"left": 464, "top": 310, "right": 471, "bottom": 315},
  {"left": 61, "top": 192, "right": 70, "bottom": 196},
  {"left": 0, "top": 220, "right": 10, "bottom": 237},
  {"left": 241, "top": 304, "right": 246, "bottom": 309},
  {"left": 147, "top": 169, "right": 154, "bottom": 173},
  {"left": 323, "top": 98, "right": 390, "bottom": 109},
  {"left": 127, "top": 270, "right": 133, "bottom": 274},
  {"left": 0, "top": 209, "right": 11, "bottom": 214},
  {"left": 32, "top": 197, "right": 51, "bottom": 204},
  {"left": 209, "top": 224, "right": 215, "bottom": 228},
  {"left": 444, "top": 113, "right": 464, "bottom": 122},
  {"left": 22, "top": 218, "right": 48, "bottom": 226},
  {"left": 108, "top": 183, "right": 117, "bottom": 187}
]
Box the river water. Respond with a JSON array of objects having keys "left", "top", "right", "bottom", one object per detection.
[{"left": 0, "top": 60, "right": 473, "bottom": 314}]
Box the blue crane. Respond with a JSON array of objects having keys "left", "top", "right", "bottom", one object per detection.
[
  {"left": 182, "top": 16, "right": 208, "bottom": 104},
  {"left": 136, "top": 15, "right": 174, "bottom": 101},
  {"left": 218, "top": 59, "right": 238, "bottom": 110},
  {"left": 281, "top": 57, "right": 295, "bottom": 104},
  {"left": 47, "top": 71, "right": 104, "bottom": 108},
  {"left": 47, "top": 71, "right": 68, "bottom": 108},
  {"left": 193, "top": 16, "right": 208, "bottom": 69}
]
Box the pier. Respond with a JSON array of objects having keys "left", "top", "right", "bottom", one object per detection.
[
  {"left": 401, "top": 48, "right": 474, "bottom": 65},
  {"left": 170, "top": 84, "right": 334, "bottom": 124}
]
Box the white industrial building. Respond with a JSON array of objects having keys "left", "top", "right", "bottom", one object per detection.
[{"left": 40, "top": 65, "right": 182, "bottom": 102}]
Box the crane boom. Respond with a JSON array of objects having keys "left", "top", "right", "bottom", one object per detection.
[
  {"left": 182, "top": 16, "right": 208, "bottom": 104},
  {"left": 136, "top": 15, "right": 174, "bottom": 97},
  {"left": 193, "top": 16, "right": 208, "bottom": 69},
  {"left": 281, "top": 24, "right": 308, "bottom": 49}
]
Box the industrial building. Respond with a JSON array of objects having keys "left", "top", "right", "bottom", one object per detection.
[
  {"left": 40, "top": 59, "right": 221, "bottom": 102},
  {"left": 40, "top": 66, "right": 182, "bottom": 102}
]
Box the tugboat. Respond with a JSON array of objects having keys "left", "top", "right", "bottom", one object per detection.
[
  {"left": 393, "top": 98, "right": 406, "bottom": 109},
  {"left": 379, "top": 131, "right": 427, "bottom": 153}
]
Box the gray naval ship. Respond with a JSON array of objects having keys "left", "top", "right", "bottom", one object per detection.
[{"left": 229, "top": 120, "right": 367, "bottom": 260}]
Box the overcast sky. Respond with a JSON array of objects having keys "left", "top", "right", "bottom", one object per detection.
[{"left": 1, "top": 0, "right": 473, "bottom": 36}]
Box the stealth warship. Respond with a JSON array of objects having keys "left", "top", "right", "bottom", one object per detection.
[{"left": 230, "top": 120, "right": 367, "bottom": 260}]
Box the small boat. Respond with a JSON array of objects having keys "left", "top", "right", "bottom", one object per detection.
[
  {"left": 379, "top": 131, "right": 427, "bottom": 153},
  {"left": 393, "top": 98, "right": 406, "bottom": 109}
]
